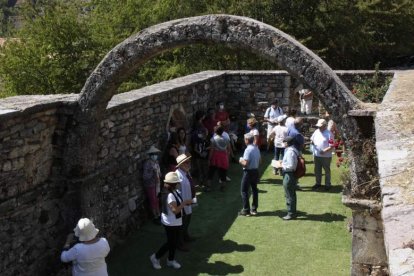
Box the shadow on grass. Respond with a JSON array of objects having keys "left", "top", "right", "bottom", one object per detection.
[
  {"left": 299, "top": 185, "right": 343, "bottom": 194},
  {"left": 257, "top": 210, "right": 346, "bottom": 222},
  {"left": 259, "top": 178, "right": 283, "bottom": 185},
  {"left": 107, "top": 151, "right": 271, "bottom": 275}
]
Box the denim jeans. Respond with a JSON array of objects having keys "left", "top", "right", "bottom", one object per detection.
[
  {"left": 240, "top": 169, "right": 259, "bottom": 212},
  {"left": 274, "top": 147, "right": 285, "bottom": 161}
]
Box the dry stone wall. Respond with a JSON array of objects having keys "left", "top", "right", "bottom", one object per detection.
[{"left": 0, "top": 70, "right": 383, "bottom": 275}]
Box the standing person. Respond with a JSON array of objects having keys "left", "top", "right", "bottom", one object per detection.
[
  {"left": 150, "top": 172, "right": 193, "bottom": 270},
  {"left": 264, "top": 100, "right": 284, "bottom": 150},
  {"left": 202, "top": 108, "right": 218, "bottom": 138},
  {"left": 270, "top": 115, "right": 288, "bottom": 175},
  {"left": 176, "top": 127, "right": 188, "bottom": 155},
  {"left": 175, "top": 154, "right": 196, "bottom": 250},
  {"left": 311, "top": 119, "right": 334, "bottom": 191},
  {"left": 61, "top": 218, "right": 110, "bottom": 276},
  {"left": 142, "top": 145, "right": 162, "bottom": 224},
  {"left": 215, "top": 101, "right": 230, "bottom": 130},
  {"left": 325, "top": 112, "right": 339, "bottom": 139},
  {"left": 238, "top": 133, "right": 261, "bottom": 216},
  {"left": 274, "top": 136, "right": 299, "bottom": 220},
  {"left": 191, "top": 111, "right": 209, "bottom": 188},
  {"left": 228, "top": 114, "right": 240, "bottom": 155},
  {"left": 285, "top": 109, "right": 297, "bottom": 130},
  {"left": 287, "top": 117, "right": 305, "bottom": 153},
  {"left": 287, "top": 117, "right": 305, "bottom": 190},
  {"left": 206, "top": 126, "right": 230, "bottom": 191},
  {"left": 245, "top": 112, "right": 256, "bottom": 134},
  {"left": 298, "top": 88, "right": 313, "bottom": 115},
  {"left": 247, "top": 118, "right": 260, "bottom": 146},
  {"left": 164, "top": 132, "right": 180, "bottom": 172}
]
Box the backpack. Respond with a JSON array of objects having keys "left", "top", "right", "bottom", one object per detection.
[{"left": 294, "top": 152, "right": 306, "bottom": 179}]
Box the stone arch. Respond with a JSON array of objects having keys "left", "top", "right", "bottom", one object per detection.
[
  {"left": 77, "top": 14, "right": 363, "bottom": 142},
  {"left": 68, "top": 14, "right": 372, "bottom": 213}
]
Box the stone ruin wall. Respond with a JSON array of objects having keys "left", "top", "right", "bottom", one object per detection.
[{"left": 0, "top": 70, "right": 381, "bottom": 275}]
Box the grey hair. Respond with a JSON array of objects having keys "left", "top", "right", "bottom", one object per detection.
[{"left": 244, "top": 133, "right": 254, "bottom": 144}]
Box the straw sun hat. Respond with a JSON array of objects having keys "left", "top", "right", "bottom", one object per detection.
[
  {"left": 163, "top": 171, "right": 181, "bottom": 184},
  {"left": 146, "top": 145, "right": 161, "bottom": 154},
  {"left": 175, "top": 154, "right": 192, "bottom": 167}
]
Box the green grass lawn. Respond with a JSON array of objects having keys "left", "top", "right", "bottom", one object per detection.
[{"left": 107, "top": 151, "right": 351, "bottom": 276}]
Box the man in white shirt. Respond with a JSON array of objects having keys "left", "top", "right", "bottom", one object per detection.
[
  {"left": 298, "top": 88, "right": 313, "bottom": 115},
  {"left": 310, "top": 119, "right": 334, "bottom": 191},
  {"left": 264, "top": 100, "right": 283, "bottom": 150},
  {"left": 175, "top": 154, "right": 196, "bottom": 250}
]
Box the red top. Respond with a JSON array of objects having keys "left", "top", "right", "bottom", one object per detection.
[
  {"left": 215, "top": 111, "right": 229, "bottom": 122},
  {"left": 202, "top": 117, "right": 218, "bottom": 136}
]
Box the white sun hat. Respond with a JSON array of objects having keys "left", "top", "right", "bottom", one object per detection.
[
  {"left": 315, "top": 119, "right": 327, "bottom": 127},
  {"left": 163, "top": 171, "right": 181, "bottom": 183},
  {"left": 146, "top": 145, "right": 161, "bottom": 154},
  {"left": 175, "top": 154, "right": 192, "bottom": 167},
  {"left": 74, "top": 218, "right": 99, "bottom": 242}
]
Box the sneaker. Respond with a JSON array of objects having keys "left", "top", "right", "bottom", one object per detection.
[
  {"left": 203, "top": 186, "right": 211, "bottom": 192},
  {"left": 324, "top": 185, "right": 331, "bottom": 191},
  {"left": 312, "top": 184, "right": 321, "bottom": 191},
  {"left": 282, "top": 214, "right": 296, "bottom": 220},
  {"left": 226, "top": 176, "right": 231, "bottom": 182},
  {"left": 250, "top": 210, "right": 258, "bottom": 216},
  {"left": 167, "top": 259, "right": 181, "bottom": 269},
  {"left": 238, "top": 210, "right": 251, "bottom": 217},
  {"left": 150, "top": 254, "right": 161, "bottom": 270}
]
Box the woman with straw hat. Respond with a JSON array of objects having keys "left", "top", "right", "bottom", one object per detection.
[
  {"left": 61, "top": 218, "right": 110, "bottom": 275},
  {"left": 150, "top": 172, "right": 193, "bottom": 270}
]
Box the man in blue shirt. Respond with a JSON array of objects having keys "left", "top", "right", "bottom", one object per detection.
[
  {"left": 287, "top": 117, "right": 305, "bottom": 152},
  {"left": 287, "top": 117, "right": 304, "bottom": 190},
  {"left": 275, "top": 136, "right": 299, "bottom": 220},
  {"left": 238, "top": 133, "right": 261, "bottom": 216}
]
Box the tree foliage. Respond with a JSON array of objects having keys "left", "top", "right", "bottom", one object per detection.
[{"left": 0, "top": 0, "right": 413, "bottom": 97}]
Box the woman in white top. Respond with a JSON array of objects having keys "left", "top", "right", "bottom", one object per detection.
[
  {"left": 270, "top": 115, "right": 288, "bottom": 175},
  {"left": 150, "top": 172, "right": 192, "bottom": 270},
  {"left": 247, "top": 118, "right": 260, "bottom": 145},
  {"left": 61, "top": 218, "right": 110, "bottom": 276}
]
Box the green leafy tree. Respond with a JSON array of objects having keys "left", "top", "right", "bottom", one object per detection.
[
  {"left": 1, "top": 0, "right": 414, "bottom": 97},
  {"left": 0, "top": 0, "right": 17, "bottom": 36},
  {"left": 0, "top": 0, "right": 102, "bottom": 96}
]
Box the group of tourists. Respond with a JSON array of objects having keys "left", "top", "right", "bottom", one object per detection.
[{"left": 59, "top": 95, "right": 340, "bottom": 274}]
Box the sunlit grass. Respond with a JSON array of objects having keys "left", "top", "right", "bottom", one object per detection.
[{"left": 108, "top": 151, "right": 351, "bottom": 276}]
